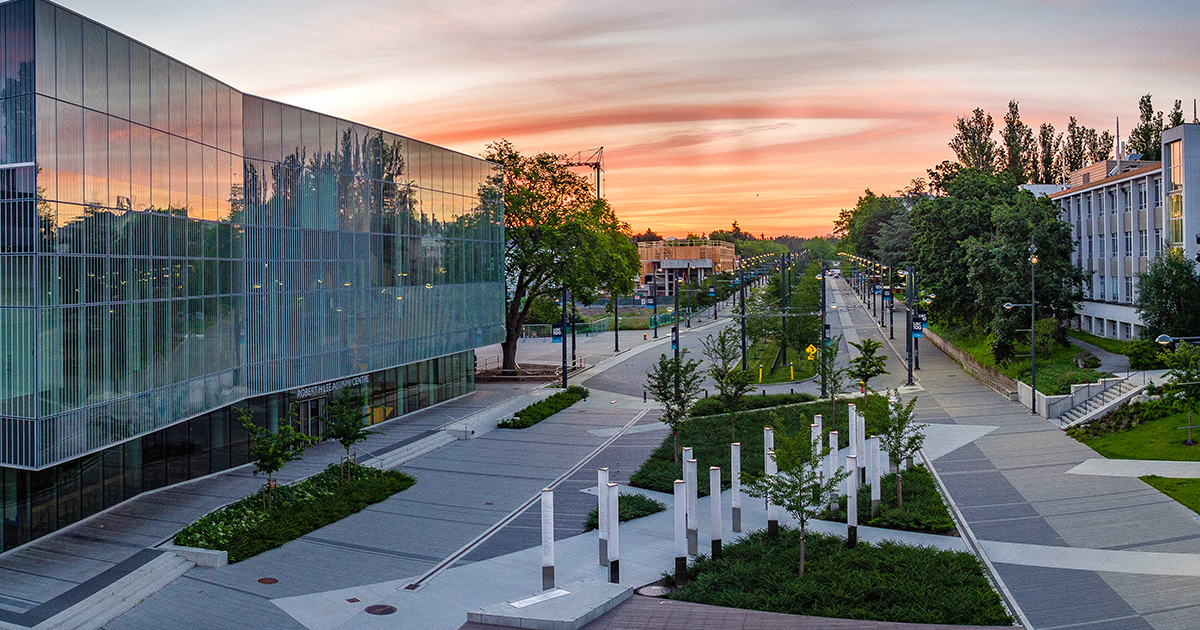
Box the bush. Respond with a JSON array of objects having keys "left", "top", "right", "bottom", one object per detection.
[
  {"left": 691, "top": 392, "right": 816, "bottom": 417},
  {"left": 174, "top": 463, "right": 415, "bottom": 563},
  {"left": 1073, "top": 350, "right": 1100, "bottom": 369},
  {"left": 630, "top": 396, "right": 887, "bottom": 497},
  {"left": 1035, "top": 317, "right": 1067, "bottom": 354},
  {"left": 1068, "top": 395, "right": 1194, "bottom": 440},
  {"left": 497, "top": 386, "right": 588, "bottom": 429},
  {"left": 1128, "top": 339, "right": 1167, "bottom": 370},
  {"left": 583, "top": 493, "right": 665, "bottom": 531},
  {"left": 671, "top": 528, "right": 1012, "bottom": 626},
  {"left": 819, "top": 466, "right": 955, "bottom": 535}
]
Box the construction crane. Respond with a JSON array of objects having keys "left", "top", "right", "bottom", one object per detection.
[{"left": 567, "top": 147, "right": 603, "bottom": 200}]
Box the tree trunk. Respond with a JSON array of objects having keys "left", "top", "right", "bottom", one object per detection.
[
  {"left": 673, "top": 430, "right": 679, "bottom": 463},
  {"left": 501, "top": 323, "right": 521, "bottom": 375},
  {"left": 799, "top": 521, "right": 806, "bottom": 577},
  {"left": 897, "top": 472, "right": 903, "bottom": 509}
]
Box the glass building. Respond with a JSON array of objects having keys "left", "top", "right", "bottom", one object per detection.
[{"left": 0, "top": 0, "right": 505, "bottom": 552}]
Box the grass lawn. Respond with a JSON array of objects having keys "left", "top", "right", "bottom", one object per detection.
[
  {"left": 1077, "top": 410, "right": 1200, "bottom": 461},
  {"left": 746, "top": 339, "right": 816, "bottom": 384},
  {"left": 584, "top": 493, "right": 665, "bottom": 531},
  {"left": 1141, "top": 476, "right": 1200, "bottom": 516},
  {"left": 629, "top": 395, "right": 889, "bottom": 497},
  {"left": 1067, "top": 329, "right": 1132, "bottom": 355},
  {"left": 175, "top": 463, "right": 415, "bottom": 563},
  {"left": 933, "top": 323, "right": 1106, "bottom": 395},
  {"left": 671, "top": 528, "right": 1012, "bottom": 626},
  {"left": 820, "top": 466, "right": 956, "bottom": 535}
]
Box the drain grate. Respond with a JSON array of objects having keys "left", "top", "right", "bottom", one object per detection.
[
  {"left": 365, "top": 604, "right": 397, "bottom": 615},
  {"left": 257, "top": 578, "right": 278, "bottom": 585}
]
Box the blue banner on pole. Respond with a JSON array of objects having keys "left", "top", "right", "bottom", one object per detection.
[{"left": 552, "top": 325, "right": 563, "bottom": 343}]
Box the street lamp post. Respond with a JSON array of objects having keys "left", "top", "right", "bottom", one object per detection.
[
  {"left": 740, "top": 267, "right": 747, "bottom": 370},
  {"left": 1005, "top": 242, "right": 1039, "bottom": 415},
  {"left": 819, "top": 263, "right": 828, "bottom": 398},
  {"left": 652, "top": 278, "right": 658, "bottom": 339},
  {"left": 902, "top": 266, "right": 914, "bottom": 386},
  {"left": 561, "top": 283, "right": 569, "bottom": 389},
  {"left": 888, "top": 265, "right": 894, "bottom": 339}
]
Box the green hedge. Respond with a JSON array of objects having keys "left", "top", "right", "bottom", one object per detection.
[
  {"left": 497, "top": 386, "right": 589, "bottom": 429},
  {"left": 672, "top": 528, "right": 1011, "bottom": 626},
  {"left": 630, "top": 396, "right": 887, "bottom": 497},
  {"left": 174, "top": 463, "right": 415, "bottom": 563},
  {"left": 691, "top": 392, "right": 816, "bottom": 417},
  {"left": 584, "top": 493, "right": 665, "bottom": 531},
  {"left": 819, "top": 466, "right": 955, "bottom": 535}
]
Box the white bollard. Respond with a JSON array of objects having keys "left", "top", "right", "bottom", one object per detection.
[
  {"left": 870, "top": 437, "right": 881, "bottom": 518},
  {"left": 607, "top": 482, "right": 620, "bottom": 583},
  {"left": 710, "top": 466, "right": 722, "bottom": 558},
  {"left": 847, "top": 404, "right": 858, "bottom": 463},
  {"left": 597, "top": 468, "right": 609, "bottom": 566},
  {"left": 857, "top": 409, "right": 867, "bottom": 483},
  {"left": 685, "top": 458, "right": 698, "bottom": 554},
  {"left": 810, "top": 423, "right": 820, "bottom": 455},
  {"left": 827, "top": 431, "right": 839, "bottom": 509},
  {"left": 673, "top": 479, "right": 687, "bottom": 584},
  {"left": 766, "top": 449, "right": 779, "bottom": 537},
  {"left": 731, "top": 442, "right": 742, "bottom": 532},
  {"left": 846, "top": 455, "right": 858, "bottom": 548},
  {"left": 763, "top": 426, "right": 774, "bottom": 513},
  {"left": 541, "top": 488, "right": 554, "bottom": 590},
  {"left": 814, "top": 414, "right": 823, "bottom": 441}
]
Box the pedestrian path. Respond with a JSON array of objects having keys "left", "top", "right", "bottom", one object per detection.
[
  {"left": 1067, "top": 458, "right": 1200, "bottom": 479},
  {"left": 836, "top": 277, "right": 1200, "bottom": 630},
  {"left": 1068, "top": 336, "right": 1131, "bottom": 374}
]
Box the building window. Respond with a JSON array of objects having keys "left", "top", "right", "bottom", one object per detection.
[
  {"left": 1086, "top": 196, "right": 1092, "bottom": 219},
  {"left": 1169, "top": 194, "right": 1184, "bottom": 247},
  {"left": 1155, "top": 228, "right": 1163, "bottom": 253},
  {"left": 1124, "top": 231, "right": 1132, "bottom": 256},
  {"left": 1125, "top": 276, "right": 1133, "bottom": 303},
  {"left": 1111, "top": 276, "right": 1119, "bottom": 301},
  {"left": 1099, "top": 275, "right": 1106, "bottom": 300},
  {"left": 1169, "top": 140, "right": 1183, "bottom": 192},
  {"left": 1155, "top": 178, "right": 1163, "bottom": 205},
  {"left": 1122, "top": 322, "right": 1131, "bottom": 340},
  {"left": 1111, "top": 233, "right": 1117, "bottom": 257},
  {"left": 1123, "top": 186, "right": 1132, "bottom": 212},
  {"left": 1138, "top": 182, "right": 1147, "bottom": 211},
  {"left": 1139, "top": 230, "right": 1147, "bottom": 257},
  {"left": 1099, "top": 236, "right": 1104, "bottom": 258},
  {"left": 1109, "top": 190, "right": 1116, "bottom": 214}
]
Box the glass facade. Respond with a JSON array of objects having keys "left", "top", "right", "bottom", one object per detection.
[{"left": 0, "top": 0, "right": 505, "bottom": 551}]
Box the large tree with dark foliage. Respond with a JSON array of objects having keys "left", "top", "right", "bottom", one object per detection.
[{"left": 1135, "top": 249, "right": 1200, "bottom": 340}]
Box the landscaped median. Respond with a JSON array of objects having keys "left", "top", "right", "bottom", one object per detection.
[
  {"left": 584, "top": 493, "right": 665, "bottom": 531},
  {"left": 174, "top": 463, "right": 415, "bottom": 563},
  {"left": 820, "top": 465, "right": 956, "bottom": 535},
  {"left": 671, "top": 528, "right": 1012, "bottom": 626},
  {"left": 497, "top": 385, "right": 589, "bottom": 429}
]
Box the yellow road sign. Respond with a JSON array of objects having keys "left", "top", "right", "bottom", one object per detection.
[{"left": 805, "top": 344, "right": 817, "bottom": 359}]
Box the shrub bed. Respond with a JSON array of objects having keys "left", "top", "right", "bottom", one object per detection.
[
  {"left": 691, "top": 392, "right": 817, "bottom": 417},
  {"left": 1068, "top": 393, "right": 1195, "bottom": 441},
  {"left": 584, "top": 493, "right": 666, "bottom": 531},
  {"left": 497, "top": 386, "right": 588, "bottom": 429},
  {"left": 174, "top": 463, "right": 416, "bottom": 563},
  {"left": 819, "top": 465, "right": 956, "bottom": 535},
  {"left": 629, "top": 396, "right": 887, "bottom": 497},
  {"left": 671, "top": 528, "right": 1012, "bottom": 626}
]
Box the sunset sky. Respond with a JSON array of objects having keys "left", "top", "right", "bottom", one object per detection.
[{"left": 65, "top": 0, "right": 1200, "bottom": 237}]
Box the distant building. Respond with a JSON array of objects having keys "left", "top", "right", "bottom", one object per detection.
[
  {"left": 637, "top": 239, "right": 736, "bottom": 297},
  {"left": 1047, "top": 124, "right": 1200, "bottom": 339}
]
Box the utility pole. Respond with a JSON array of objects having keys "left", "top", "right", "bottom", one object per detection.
[
  {"left": 905, "top": 265, "right": 914, "bottom": 386},
  {"left": 740, "top": 267, "right": 747, "bottom": 371},
  {"left": 614, "top": 292, "right": 619, "bottom": 353}
]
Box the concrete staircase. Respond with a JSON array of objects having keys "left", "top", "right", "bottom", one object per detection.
[
  {"left": 34, "top": 552, "right": 193, "bottom": 630},
  {"left": 369, "top": 431, "right": 458, "bottom": 470},
  {"left": 1057, "top": 378, "right": 1143, "bottom": 429}
]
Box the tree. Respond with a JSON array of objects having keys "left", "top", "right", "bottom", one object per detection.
[
  {"left": 876, "top": 392, "right": 924, "bottom": 508},
  {"left": 1000, "top": 100, "right": 1036, "bottom": 184},
  {"left": 484, "top": 140, "right": 640, "bottom": 374},
  {"left": 1063, "top": 117, "right": 1088, "bottom": 173},
  {"left": 240, "top": 409, "right": 319, "bottom": 505},
  {"left": 1163, "top": 342, "right": 1200, "bottom": 399},
  {"left": 875, "top": 211, "right": 912, "bottom": 269},
  {"left": 633, "top": 228, "right": 662, "bottom": 242},
  {"left": 701, "top": 327, "right": 756, "bottom": 439},
  {"left": 847, "top": 338, "right": 889, "bottom": 392},
  {"left": 1135, "top": 249, "right": 1200, "bottom": 341},
  {"left": 949, "top": 108, "right": 998, "bottom": 172},
  {"left": 817, "top": 334, "right": 849, "bottom": 422},
  {"left": 1085, "top": 128, "right": 1114, "bottom": 164},
  {"left": 833, "top": 190, "right": 905, "bottom": 258},
  {"left": 1035, "top": 122, "right": 1062, "bottom": 184},
  {"left": 1128, "top": 94, "right": 1165, "bottom": 161},
  {"left": 741, "top": 426, "right": 847, "bottom": 576},
  {"left": 322, "top": 388, "right": 379, "bottom": 480},
  {"left": 645, "top": 349, "right": 703, "bottom": 462},
  {"left": 1168, "top": 100, "right": 1185, "bottom": 128}
]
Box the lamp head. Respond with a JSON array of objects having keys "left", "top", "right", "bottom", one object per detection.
[
  {"left": 1003, "top": 302, "right": 1014, "bottom": 310},
  {"left": 1156, "top": 334, "right": 1173, "bottom": 346}
]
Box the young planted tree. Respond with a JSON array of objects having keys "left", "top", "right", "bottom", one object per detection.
[
  {"left": 876, "top": 391, "right": 925, "bottom": 508},
  {"left": 741, "top": 428, "right": 848, "bottom": 576},
  {"left": 239, "top": 409, "right": 320, "bottom": 506},
  {"left": 645, "top": 349, "right": 703, "bottom": 463},
  {"left": 323, "top": 388, "right": 380, "bottom": 480},
  {"left": 847, "top": 338, "right": 889, "bottom": 393},
  {"left": 701, "top": 327, "right": 755, "bottom": 439},
  {"left": 817, "top": 334, "right": 849, "bottom": 423}
]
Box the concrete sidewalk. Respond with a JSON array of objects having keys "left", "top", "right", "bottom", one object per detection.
[{"left": 836, "top": 277, "right": 1200, "bottom": 630}]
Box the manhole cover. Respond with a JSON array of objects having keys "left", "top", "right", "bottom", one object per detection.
[
  {"left": 257, "top": 578, "right": 278, "bottom": 585},
  {"left": 365, "top": 605, "right": 397, "bottom": 615},
  {"left": 637, "top": 585, "right": 671, "bottom": 597}
]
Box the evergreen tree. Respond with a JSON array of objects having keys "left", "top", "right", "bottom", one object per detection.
[
  {"left": 1000, "top": 101, "right": 1036, "bottom": 184},
  {"left": 1035, "top": 123, "right": 1062, "bottom": 184},
  {"left": 1128, "top": 94, "right": 1165, "bottom": 161},
  {"left": 949, "top": 108, "right": 998, "bottom": 172}
]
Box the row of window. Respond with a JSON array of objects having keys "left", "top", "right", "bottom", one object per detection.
[{"left": 1092, "top": 275, "right": 1136, "bottom": 304}]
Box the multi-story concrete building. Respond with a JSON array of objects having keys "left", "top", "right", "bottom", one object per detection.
[
  {"left": 1049, "top": 124, "right": 1200, "bottom": 339},
  {"left": 0, "top": 0, "right": 505, "bottom": 552},
  {"left": 637, "top": 238, "right": 736, "bottom": 296}
]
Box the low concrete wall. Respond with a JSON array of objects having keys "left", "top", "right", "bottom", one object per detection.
[
  {"left": 159, "top": 542, "right": 227, "bottom": 567},
  {"left": 1019, "top": 376, "right": 1128, "bottom": 419},
  {"left": 923, "top": 328, "right": 1018, "bottom": 399}
]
